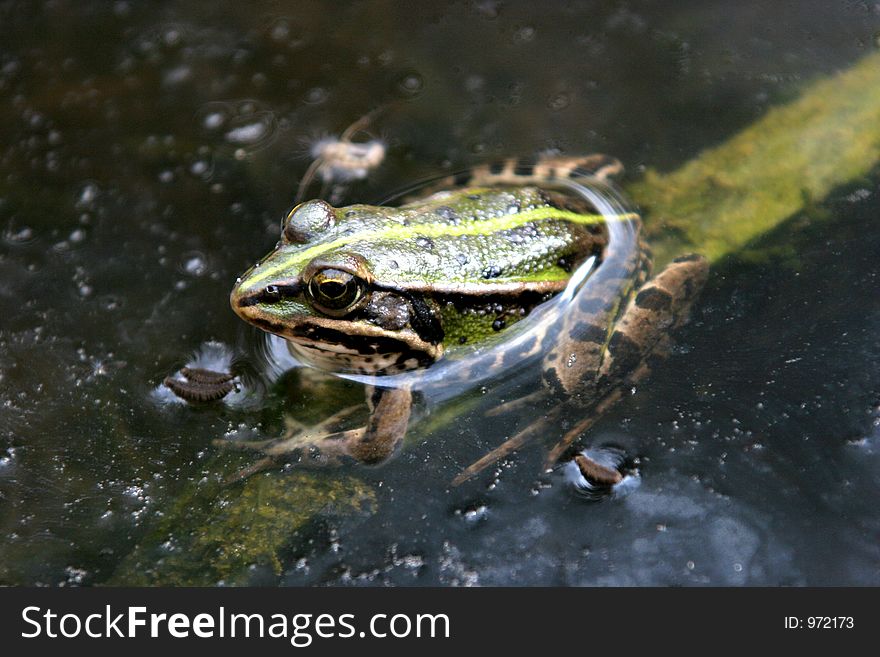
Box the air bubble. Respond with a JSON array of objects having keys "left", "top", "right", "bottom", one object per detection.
[
  {"left": 397, "top": 71, "right": 424, "bottom": 97},
  {"left": 200, "top": 103, "right": 277, "bottom": 152},
  {"left": 303, "top": 87, "right": 328, "bottom": 104},
  {"left": 513, "top": 25, "right": 536, "bottom": 43},
  {"left": 163, "top": 28, "right": 182, "bottom": 47},
  {"left": 78, "top": 183, "right": 99, "bottom": 206},
  {"left": 474, "top": 0, "right": 500, "bottom": 18},
  {"left": 203, "top": 112, "right": 224, "bottom": 130},
  {"left": 100, "top": 295, "right": 121, "bottom": 311},
  {"left": 190, "top": 160, "right": 209, "bottom": 176},
  {"left": 163, "top": 66, "right": 191, "bottom": 86},
  {"left": 225, "top": 122, "right": 268, "bottom": 144},
  {"left": 457, "top": 504, "right": 489, "bottom": 524},
  {"left": 5, "top": 226, "right": 34, "bottom": 244},
  {"left": 181, "top": 252, "right": 207, "bottom": 276},
  {"left": 547, "top": 92, "right": 571, "bottom": 111},
  {"left": 271, "top": 20, "right": 290, "bottom": 41}
]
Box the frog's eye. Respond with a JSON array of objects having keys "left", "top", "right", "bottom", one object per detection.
[
  {"left": 306, "top": 268, "right": 366, "bottom": 315},
  {"left": 283, "top": 199, "right": 335, "bottom": 244}
]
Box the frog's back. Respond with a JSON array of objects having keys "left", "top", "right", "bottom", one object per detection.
[{"left": 330, "top": 185, "right": 611, "bottom": 296}]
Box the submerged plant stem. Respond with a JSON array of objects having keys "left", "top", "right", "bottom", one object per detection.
[{"left": 628, "top": 51, "right": 880, "bottom": 266}]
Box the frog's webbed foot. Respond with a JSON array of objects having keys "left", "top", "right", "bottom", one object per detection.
[
  {"left": 266, "top": 384, "right": 412, "bottom": 466},
  {"left": 215, "top": 405, "right": 366, "bottom": 483},
  {"left": 261, "top": 427, "right": 366, "bottom": 465},
  {"left": 213, "top": 403, "right": 362, "bottom": 453},
  {"left": 217, "top": 386, "right": 412, "bottom": 482},
  {"left": 218, "top": 424, "right": 369, "bottom": 484},
  {"left": 219, "top": 429, "right": 368, "bottom": 485}
]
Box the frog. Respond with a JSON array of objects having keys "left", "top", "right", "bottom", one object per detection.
[{"left": 219, "top": 154, "right": 708, "bottom": 488}]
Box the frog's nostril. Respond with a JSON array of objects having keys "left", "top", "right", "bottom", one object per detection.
[{"left": 235, "top": 282, "right": 301, "bottom": 307}]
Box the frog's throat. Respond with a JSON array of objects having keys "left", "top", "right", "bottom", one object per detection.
[{"left": 243, "top": 312, "right": 441, "bottom": 375}]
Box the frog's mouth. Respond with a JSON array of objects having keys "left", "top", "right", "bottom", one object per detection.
[
  {"left": 282, "top": 320, "right": 441, "bottom": 375},
  {"left": 234, "top": 296, "right": 441, "bottom": 375},
  {"left": 231, "top": 271, "right": 443, "bottom": 374}
]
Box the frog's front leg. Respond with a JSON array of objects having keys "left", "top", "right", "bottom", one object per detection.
[
  {"left": 229, "top": 385, "right": 412, "bottom": 479},
  {"left": 348, "top": 385, "right": 412, "bottom": 464}
]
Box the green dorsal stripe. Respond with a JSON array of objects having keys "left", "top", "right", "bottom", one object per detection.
[{"left": 242, "top": 207, "right": 638, "bottom": 289}]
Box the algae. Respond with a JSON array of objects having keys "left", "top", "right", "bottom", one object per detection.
[
  {"left": 112, "top": 467, "right": 375, "bottom": 586},
  {"left": 627, "top": 51, "right": 880, "bottom": 266}
]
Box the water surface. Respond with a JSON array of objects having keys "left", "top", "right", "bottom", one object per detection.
[{"left": 1, "top": 0, "right": 878, "bottom": 585}]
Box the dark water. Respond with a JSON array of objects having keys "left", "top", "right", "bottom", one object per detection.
[{"left": 1, "top": 0, "right": 879, "bottom": 585}]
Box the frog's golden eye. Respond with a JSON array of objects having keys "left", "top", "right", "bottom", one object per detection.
[{"left": 306, "top": 268, "right": 366, "bottom": 315}]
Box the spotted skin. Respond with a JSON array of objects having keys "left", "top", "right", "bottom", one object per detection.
[{"left": 430, "top": 154, "right": 623, "bottom": 191}]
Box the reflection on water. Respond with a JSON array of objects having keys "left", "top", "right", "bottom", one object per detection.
[{"left": 0, "top": 0, "right": 879, "bottom": 586}]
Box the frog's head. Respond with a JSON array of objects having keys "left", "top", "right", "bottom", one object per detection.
[{"left": 230, "top": 200, "right": 443, "bottom": 375}]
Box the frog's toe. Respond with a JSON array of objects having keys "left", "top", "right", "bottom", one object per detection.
[
  {"left": 220, "top": 433, "right": 355, "bottom": 484},
  {"left": 564, "top": 446, "right": 639, "bottom": 499},
  {"left": 224, "top": 456, "right": 281, "bottom": 484},
  {"left": 212, "top": 437, "right": 277, "bottom": 451},
  {"left": 574, "top": 452, "right": 624, "bottom": 485}
]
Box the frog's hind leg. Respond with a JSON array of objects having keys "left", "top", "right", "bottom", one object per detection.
[
  {"left": 450, "top": 387, "right": 626, "bottom": 488},
  {"left": 468, "top": 153, "right": 623, "bottom": 187},
  {"left": 549, "top": 253, "right": 709, "bottom": 483},
  {"left": 594, "top": 253, "right": 708, "bottom": 385},
  {"left": 451, "top": 244, "right": 646, "bottom": 487},
  {"left": 452, "top": 251, "right": 706, "bottom": 490},
  {"left": 418, "top": 154, "right": 624, "bottom": 202}
]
